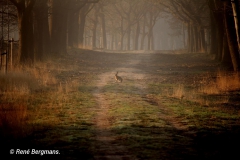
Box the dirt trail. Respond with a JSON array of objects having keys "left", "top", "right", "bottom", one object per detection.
[
  {"left": 92, "top": 55, "right": 188, "bottom": 159},
  {"left": 93, "top": 69, "right": 140, "bottom": 160}
]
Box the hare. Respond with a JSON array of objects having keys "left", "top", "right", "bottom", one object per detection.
[{"left": 115, "top": 71, "right": 123, "bottom": 82}]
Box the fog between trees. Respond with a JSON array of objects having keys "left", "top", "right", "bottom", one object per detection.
[{"left": 1, "top": 0, "right": 239, "bottom": 71}]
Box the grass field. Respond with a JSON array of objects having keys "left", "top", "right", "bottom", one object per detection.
[{"left": 0, "top": 49, "right": 240, "bottom": 159}]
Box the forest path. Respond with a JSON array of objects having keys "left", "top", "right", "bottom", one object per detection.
[
  {"left": 3, "top": 49, "right": 239, "bottom": 160},
  {"left": 91, "top": 53, "right": 188, "bottom": 159},
  {"left": 92, "top": 58, "right": 142, "bottom": 160}
]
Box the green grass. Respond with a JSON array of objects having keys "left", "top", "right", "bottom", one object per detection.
[
  {"left": 106, "top": 79, "right": 238, "bottom": 159},
  {"left": 109, "top": 94, "right": 167, "bottom": 128},
  {"left": 1, "top": 51, "right": 240, "bottom": 159},
  {"left": 98, "top": 81, "right": 197, "bottom": 159},
  {"left": 148, "top": 82, "right": 240, "bottom": 131}
]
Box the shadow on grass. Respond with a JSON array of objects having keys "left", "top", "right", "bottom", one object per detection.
[
  {"left": 110, "top": 124, "right": 240, "bottom": 160},
  {"left": 193, "top": 125, "right": 240, "bottom": 160},
  {"left": 0, "top": 124, "right": 95, "bottom": 160},
  {"left": 1, "top": 123, "right": 240, "bottom": 160}
]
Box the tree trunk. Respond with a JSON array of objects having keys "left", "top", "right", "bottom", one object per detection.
[
  {"left": 209, "top": 0, "right": 225, "bottom": 59},
  {"left": 214, "top": 10, "right": 224, "bottom": 60},
  {"left": 221, "top": 33, "right": 232, "bottom": 67},
  {"left": 147, "top": 12, "right": 153, "bottom": 50},
  {"left": 111, "top": 33, "right": 114, "bottom": 50},
  {"left": 200, "top": 28, "right": 206, "bottom": 52},
  {"left": 190, "top": 23, "right": 194, "bottom": 52},
  {"left": 10, "top": 0, "right": 36, "bottom": 64},
  {"left": 92, "top": 23, "right": 97, "bottom": 49},
  {"left": 115, "top": 33, "right": 119, "bottom": 50},
  {"left": 127, "top": 17, "right": 131, "bottom": 50},
  {"left": 33, "top": 0, "right": 50, "bottom": 61},
  {"left": 140, "top": 15, "right": 146, "bottom": 50},
  {"left": 79, "top": 11, "right": 86, "bottom": 48},
  {"left": 134, "top": 21, "right": 140, "bottom": 50},
  {"left": 150, "top": 30, "right": 154, "bottom": 50},
  {"left": 50, "top": 0, "right": 68, "bottom": 55},
  {"left": 224, "top": 1, "right": 240, "bottom": 71},
  {"left": 100, "top": 6, "right": 107, "bottom": 49},
  {"left": 79, "top": 4, "right": 91, "bottom": 48},
  {"left": 92, "top": 7, "right": 99, "bottom": 49},
  {"left": 18, "top": 8, "right": 34, "bottom": 63},
  {"left": 231, "top": 0, "right": 240, "bottom": 52},
  {"left": 210, "top": 10, "right": 218, "bottom": 56},
  {"left": 193, "top": 26, "right": 198, "bottom": 52},
  {"left": 120, "top": 17, "right": 124, "bottom": 50},
  {"left": 182, "top": 23, "right": 186, "bottom": 49},
  {"left": 68, "top": 11, "right": 79, "bottom": 48},
  {"left": 187, "top": 22, "right": 191, "bottom": 52}
]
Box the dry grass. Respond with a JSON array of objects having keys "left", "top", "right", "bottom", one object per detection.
[
  {"left": 0, "top": 61, "right": 60, "bottom": 138},
  {"left": 57, "top": 79, "right": 79, "bottom": 94},
  {"left": 0, "top": 103, "right": 28, "bottom": 138},
  {"left": 0, "top": 57, "right": 88, "bottom": 139},
  {"left": 170, "top": 71, "right": 239, "bottom": 105},
  {"left": 22, "top": 62, "right": 57, "bottom": 86},
  {"left": 171, "top": 84, "right": 185, "bottom": 100},
  {"left": 0, "top": 70, "right": 33, "bottom": 138},
  {"left": 0, "top": 72, "right": 31, "bottom": 96},
  {"left": 198, "top": 71, "right": 240, "bottom": 94}
]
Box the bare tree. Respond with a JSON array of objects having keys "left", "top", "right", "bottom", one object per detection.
[{"left": 9, "top": 0, "right": 36, "bottom": 63}]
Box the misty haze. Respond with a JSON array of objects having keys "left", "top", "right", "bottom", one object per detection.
[{"left": 0, "top": 0, "right": 240, "bottom": 159}]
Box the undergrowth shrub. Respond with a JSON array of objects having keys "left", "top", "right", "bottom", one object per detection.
[
  {"left": 0, "top": 62, "right": 58, "bottom": 138},
  {"left": 171, "top": 71, "right": 239, "bottom": 105},
  {"left": 198, "top": 71, "right": 240, "bottom": 94}
]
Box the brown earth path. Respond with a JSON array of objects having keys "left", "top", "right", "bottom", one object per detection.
[{"left": 92, "top": 54, "right": 188, "bottom": 159}]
